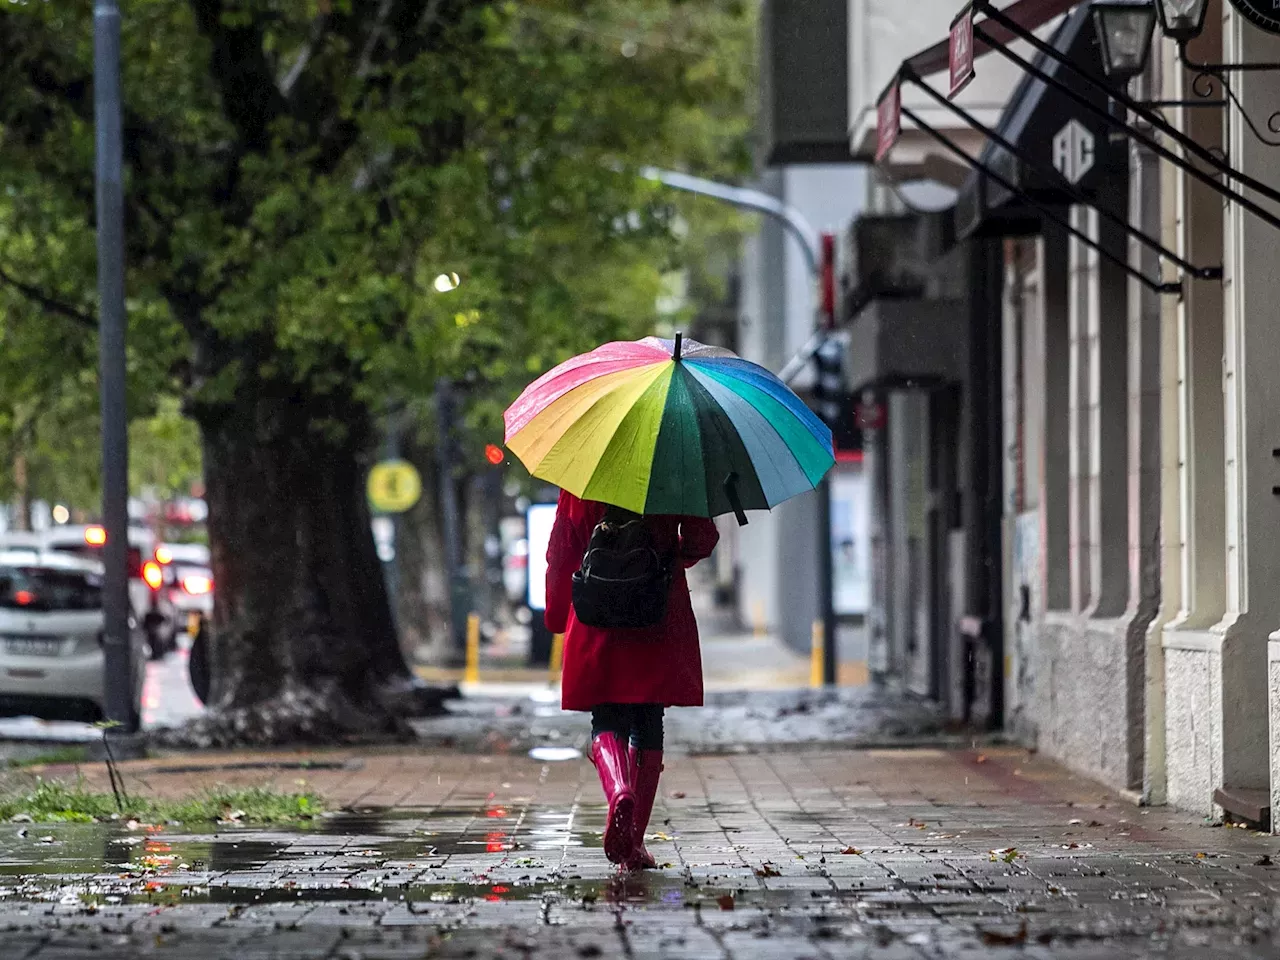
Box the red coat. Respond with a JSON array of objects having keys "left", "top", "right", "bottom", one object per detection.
[{"left": 545, "top": 491, "right": 719, "bottom": 711}]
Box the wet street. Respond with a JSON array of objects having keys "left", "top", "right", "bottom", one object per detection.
[{"left": 0, "top": 691, "right": 1278, "bottom": 958}]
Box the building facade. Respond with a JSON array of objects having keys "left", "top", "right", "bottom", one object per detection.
[{"left": 837, "top": 0, "right": 1280, "bottom": 830}]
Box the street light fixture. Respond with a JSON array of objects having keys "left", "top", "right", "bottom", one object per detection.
[
  {"left": 1090, "top": 0, "right": 1158, "bottom": 80},
  {"left": 1154, "top": 0, "right": 1208, "bottom": 42}
]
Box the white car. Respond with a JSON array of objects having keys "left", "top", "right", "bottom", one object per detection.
[
  {"left": 156, "top": 543, "right": 213, "bottom": 637},
  {"left": 0, "top": 550, "right": 147, "bottom": 724},
  {"left": 40, "top": 525, "right": 179, "bottom": 659}
]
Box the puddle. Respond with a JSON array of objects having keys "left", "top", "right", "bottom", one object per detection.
[
  {"left": 0, "top": 798, "right": 872, "bottom": 915},
  {"left": 0, "top": 803, "right": 629, "bottom": 908},
  {"left": 529, "top": 747, "right": 581, "bottom": 762}
]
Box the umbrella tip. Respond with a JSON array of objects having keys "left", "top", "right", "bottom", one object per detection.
[{"left": 673, "top": 331, "right": 683, "bottom": 362}]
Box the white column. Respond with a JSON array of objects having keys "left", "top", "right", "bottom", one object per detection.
[
  {"left": 1067, "top": 207, "right": 1098, "bottom": 614},
  {"left": 1217, "top": 9, "right": 1280, "bottom": 809},
  {"left": 1160, "top": 12, "right": 1229, "bottom": 814}
]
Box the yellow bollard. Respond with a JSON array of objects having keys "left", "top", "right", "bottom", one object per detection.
[
  {"left": 548, "top": 633, "right": 565, "bottom": 686},
  {"left": 464, "top": 613, "right": 481, "bottom": 685},
  {"left": 810, "top": 620, "right": 825, "bottom": 689}
]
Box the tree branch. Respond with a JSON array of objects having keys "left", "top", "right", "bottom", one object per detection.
[
  {"left": 0, "top": 265, "right": 97, "bottom": 331},
  {"left": 279, "top": 13, "right": 330, "bottom": 98},
  {"left": 187, "top": 0, "right": 289, "bottom": 150}
]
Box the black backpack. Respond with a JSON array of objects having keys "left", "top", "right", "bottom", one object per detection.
[{"left": 571, "top": 505, "right": 672, "bottom": 630}]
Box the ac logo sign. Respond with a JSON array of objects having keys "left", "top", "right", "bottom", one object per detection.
[{"left": 1052, "top": 120, "right": 1095, "bottom": 185}]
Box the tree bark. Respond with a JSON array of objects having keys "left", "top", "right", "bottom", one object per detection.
[
  {"left": 12, "top": 448, "right": 30, "bottom": 532},
  {"left": 168, "top": 377, "right": 444, "bottom": 747}
]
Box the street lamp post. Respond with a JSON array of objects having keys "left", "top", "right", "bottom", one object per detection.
[
  {"left": 93, "top": 0, "right": 135, "bottom": 731},
  {"left": 643, "top": 168, "right": 838, "bottom": 686}
]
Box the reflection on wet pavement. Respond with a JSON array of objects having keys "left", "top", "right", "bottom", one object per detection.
[
  {"left": 5, "top": 742, "right": 1280, "bottom": 956},
  {"left": 0, "top": 805, "right": 726, "bottom": 911}
]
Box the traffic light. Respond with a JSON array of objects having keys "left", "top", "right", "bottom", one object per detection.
[
  {"left": 812, "top": 335, "right": 844, "bottom": 429},
  {"left": 811, "top": 335, "right": 861, "bottom": 454}
]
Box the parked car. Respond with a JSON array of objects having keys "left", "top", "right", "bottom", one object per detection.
[
  {"left": 40, "top": 525, "right": 178, "bottom": 659},
  {"left": 0, "top": 550, "right": 147, "bottom": 723},
  {"left": 158, "top": 547, "right": 213, "bottom": 639}
]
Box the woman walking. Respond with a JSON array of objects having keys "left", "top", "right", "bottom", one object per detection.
[{"left": 544, "top": 490, "right": 719, "bottom": 870}]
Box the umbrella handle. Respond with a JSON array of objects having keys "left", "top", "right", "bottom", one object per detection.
[
  {"left": 724, "top": 472, "right": 748, "bottom": 527},
  {"left": 673, "top": 331, "right": 683, "bottom": 362}
]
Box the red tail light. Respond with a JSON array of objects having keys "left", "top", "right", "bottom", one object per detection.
[
  {"left": 14, "top": 590, "right": 35, "bottom": 607},
  {"left": 181, "top": 575, "right": 212, "bottom": 596},
  {"left": 154, "top": 547, "right": 173, "bottom": 565},
  {"left": 84, "top": 526, "right": 107, "bottom": 546},
  {"left": 142, "top": 561, "right": 164, "bottom": 591}
]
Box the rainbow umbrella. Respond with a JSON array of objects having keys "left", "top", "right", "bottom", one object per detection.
[{"left": 503, "top": 334, "right": 834, "bottom": 523}]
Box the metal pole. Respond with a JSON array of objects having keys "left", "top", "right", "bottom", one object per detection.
[
  {"left": 381, "top": 405, "right": 401, "bottom": 630},
  {"left": 435, "top": 379, "right": 467, "bottom": 665},
  {"left": 94, "top": 0, "right": 134, "bottom": 731},
  {"left": 818, "top": 470, "right": 837, "bottom": 686},
  {"left": 639, "top": 168, "right": 821, "bottom": 277}
]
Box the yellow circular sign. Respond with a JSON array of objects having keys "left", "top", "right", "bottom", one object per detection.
[{"left": 367, "top": 460, "right": 422, "bottom": 513}]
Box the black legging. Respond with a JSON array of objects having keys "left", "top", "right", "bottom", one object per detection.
[{"left": 591, "top": 703, "right": 664, "bottom": 751}]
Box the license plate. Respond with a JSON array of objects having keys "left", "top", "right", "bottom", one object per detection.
[{"left": 4, "top": 637, "right": 63, "bottom": 657}]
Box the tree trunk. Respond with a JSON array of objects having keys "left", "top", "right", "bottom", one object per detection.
[
  {"left": 12, "top": 448, "right": 30, "bottom": 532},
  {"left": 170, "top": 379, "right": 445, "bottom": 747}
]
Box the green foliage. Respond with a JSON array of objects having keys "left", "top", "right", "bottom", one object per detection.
[
  {"left": 0, "top": 778, "right": 324, "bottom": 825},
  {"left": 0, "top": 0, "right": 755, "bottom": 468}
]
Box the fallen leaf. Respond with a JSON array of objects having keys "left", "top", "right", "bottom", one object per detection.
[
  {"left": 976, "top": 755, "right": 988, "bottom": 764},
  {"left": 980, "top": 922, "right": 1028, "bottom": 946},
  {"left": 754, "top": 863, "right": 782, "bottom": 878},
  {"left": 670, "top": 791, "right": 686, "bottom": 799},
  {"left": 1255, "top": 855, "right": 1273, "bottom": 866},
  {"left": 841, "top": 847, "right": 863, "bottom": 855},
  {"left": 649, "top": 832, "right": 673, "bottom": 842},
  {"left": 1068, "top": 819, "right": 1083, "bottom": 825},
  {"left": 716, "top": 894, "right": 734, "bottom": 910}
]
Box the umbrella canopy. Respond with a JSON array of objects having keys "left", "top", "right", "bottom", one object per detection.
[{"left": 503, "top": 335, "right": 835, "bottom": 521}]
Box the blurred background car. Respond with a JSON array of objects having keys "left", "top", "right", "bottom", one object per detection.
[
  {"left": 156, "top": 542, "right": 213, "bottom": 639},
  {"left": 40, "top": 525, "right": 179, "bottom": 660},
  {"left": 0, "top": 550, "right": 147, "bottom": 724},
  {"left": 0, "top": 532, "right": 43, "bottom": 554}
]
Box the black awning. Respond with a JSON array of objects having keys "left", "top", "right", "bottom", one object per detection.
[{"left": 955, "top": 4, "right": 1124, "bottom": 239}]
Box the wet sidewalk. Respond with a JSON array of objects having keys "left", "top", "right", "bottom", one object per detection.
[{"left": 2, "top": 734, "right": 1280, "bottom": 958}]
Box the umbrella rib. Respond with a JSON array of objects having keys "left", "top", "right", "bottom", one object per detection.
[
  {"left": 689, "top": 361, "right": 833, "bottom": 486},
  {"left": 683, "top": 365, "right": 810, "bottom": 508}
]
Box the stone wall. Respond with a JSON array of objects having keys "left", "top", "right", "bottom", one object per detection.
[{"left": 1033, "top": 614, "right": 1146, "bottom": 792}]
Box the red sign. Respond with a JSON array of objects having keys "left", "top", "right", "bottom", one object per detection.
[
  {"left": 855, "top": 401, "right": 886, "bottom": 431},
  {"left": 949, "top": 7, "right": 976, "bottom": 98},
  {"left": 874, "top": 82, "right": 901, "bottom": 163},
  {"left": 820, "top": 233, "right": 836, "bottom": 329}
]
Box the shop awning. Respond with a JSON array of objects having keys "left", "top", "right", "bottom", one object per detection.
[
  {"left": 904, "top": 0, "right": 1083, "bottom": 78},
  {"left": 953, "top": 4, "right": 1120, "bottom": 239}
]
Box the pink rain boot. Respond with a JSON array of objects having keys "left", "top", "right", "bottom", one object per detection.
[
  {"left": 627, "top": 747, "right": 663, "bottom": 870},
  {"left": 590, "top": 732, "right": 637, "bottom": 865}
]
